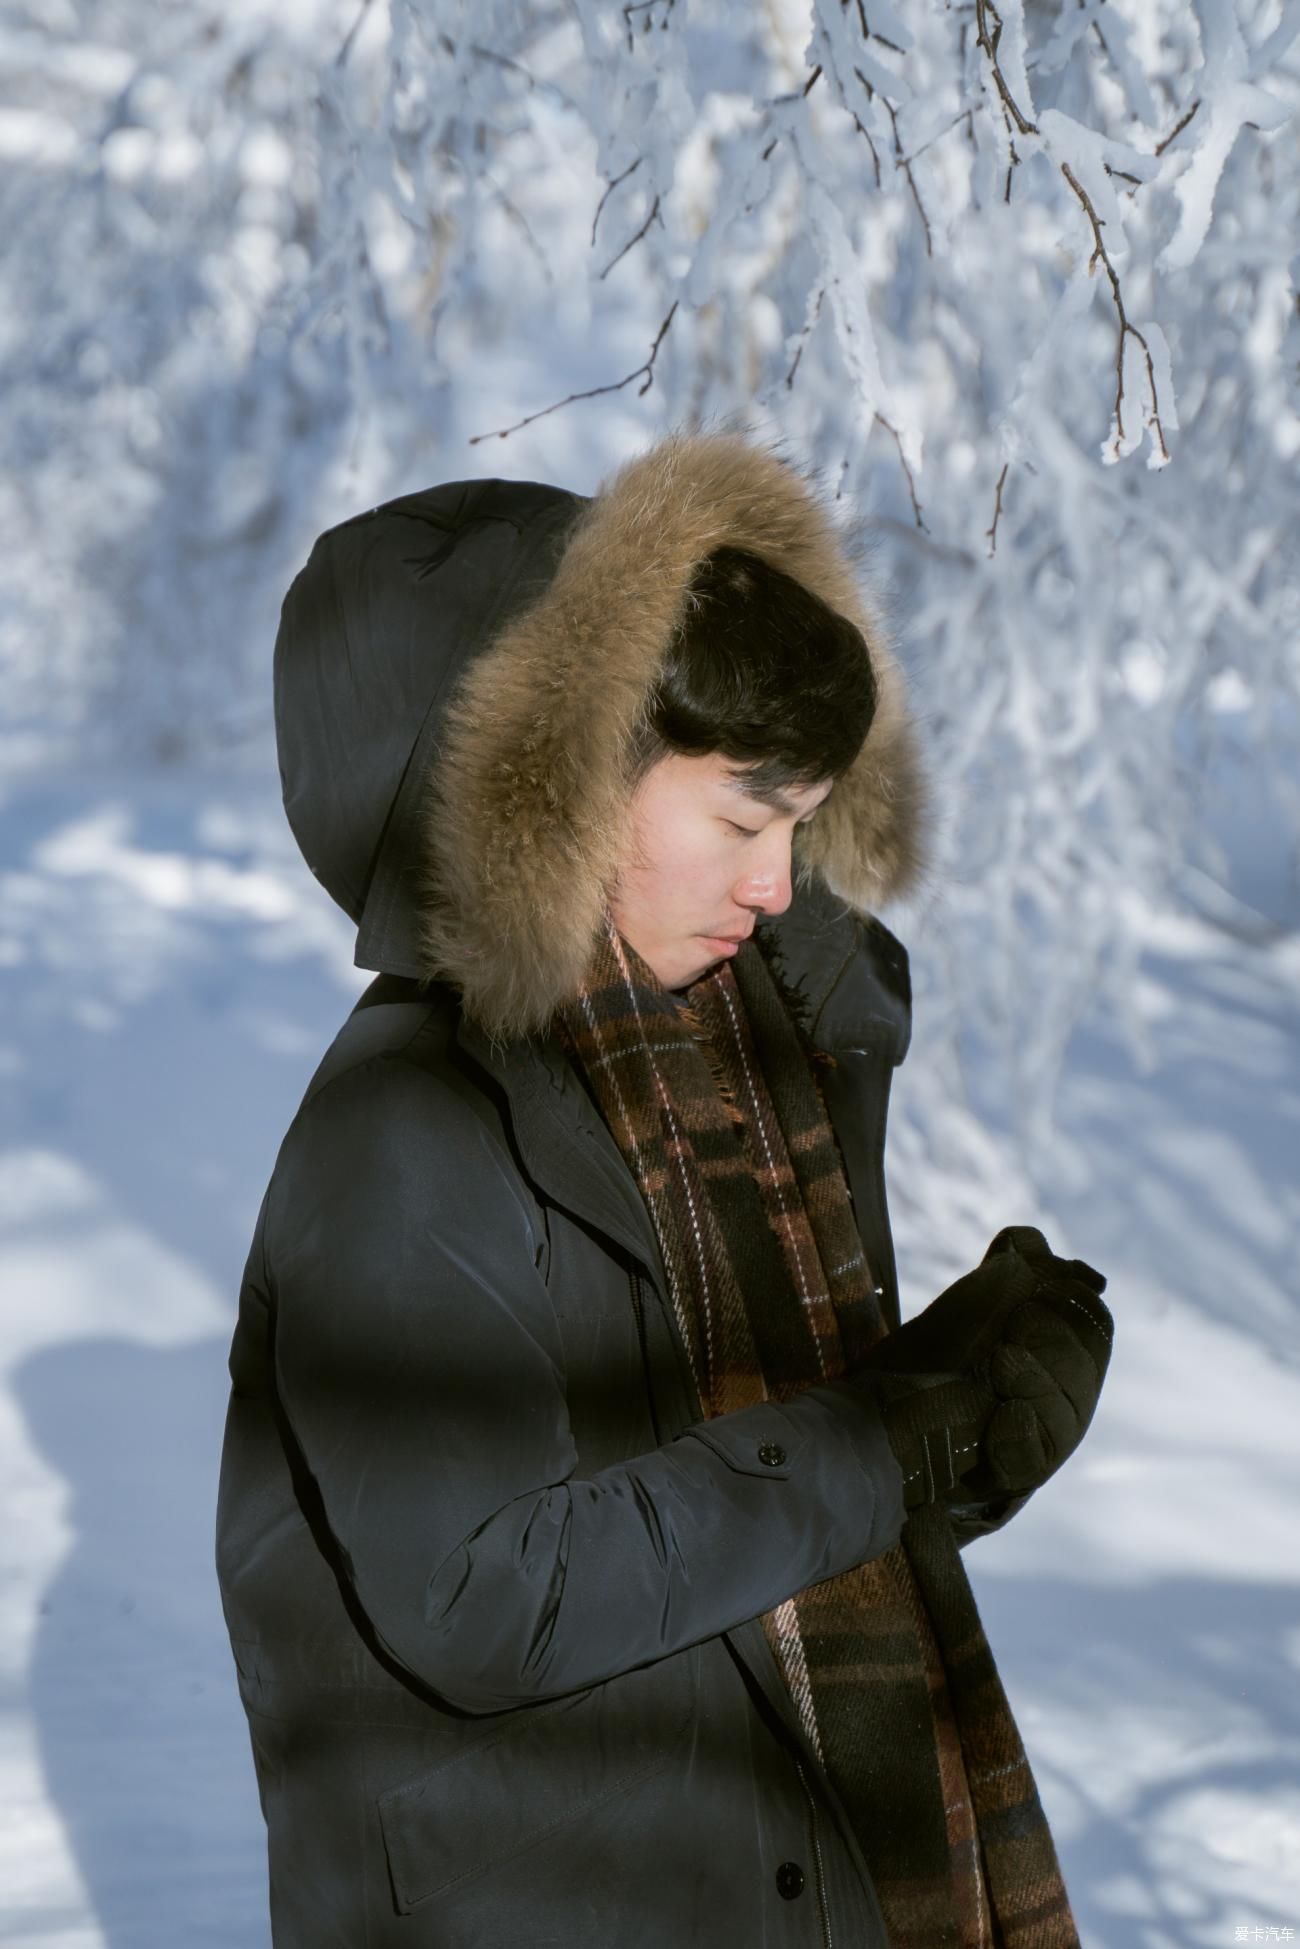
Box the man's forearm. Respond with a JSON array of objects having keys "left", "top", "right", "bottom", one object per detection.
[{"left": 396, "top": 1383, "right": 905, "bottom": 1713}]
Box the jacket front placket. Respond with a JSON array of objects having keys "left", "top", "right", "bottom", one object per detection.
[{"left": 452, "top": 987, "right": 899, "bottom": 1931}]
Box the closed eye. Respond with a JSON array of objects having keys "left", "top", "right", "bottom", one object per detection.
[{"left": 726, "top": 813, "right": 820, "bottom": 837}]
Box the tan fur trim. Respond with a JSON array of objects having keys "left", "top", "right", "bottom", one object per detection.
[{"left": 414, "top": 429, "right": 930, "bottom": 1045}]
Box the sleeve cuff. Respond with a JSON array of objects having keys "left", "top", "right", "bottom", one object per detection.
[{"left": 808, "top": 1377, "right": 907, "bottom": 1554}]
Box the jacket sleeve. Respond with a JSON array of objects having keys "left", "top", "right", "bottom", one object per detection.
[{"left": 265, "top": 1051, "right": 906, "bottom": 1715}]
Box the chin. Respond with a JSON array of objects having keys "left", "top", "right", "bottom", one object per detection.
[
  {"left": 666, "top": 947, "right": 710, "bottom": 992},
  {"left": 694, "top": 939, "right": 728, "bottom": 972}
]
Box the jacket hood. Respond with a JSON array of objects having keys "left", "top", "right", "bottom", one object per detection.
[{"left": 274, "top": 429, "right": 929, "bottom": 1046}]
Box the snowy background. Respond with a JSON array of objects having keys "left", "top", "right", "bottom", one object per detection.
[{"left": 1, "top": 2, "right": 1297, "bottom": 1945}]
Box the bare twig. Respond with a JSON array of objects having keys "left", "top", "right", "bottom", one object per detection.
[
  {"left": 477, "top": 171, "right": 553, "bottom": 281},
  {"left": 986, "top": 461, "right": 1009, "bottom": 557},
  {"left": 786, "top": 287, "right": 825, "bottom": 389},
  {"left": 592, "top": 157, "right": 641, "bottom": 245},
  {"left": 436, "top": 39, "right": 578, "bottom": 112},
  {"left": 974, "top": 4, "right": 1170, "bottom": 464},
  {"left": 623, "top": 0, "right": 676, "bottom": 48},
  {"left": 878, "top": 513, "right": 979, "bottom": 569},
  {"left": 468, "top": 304, "right": 679, "bottom": 443},
  {"left": 849, "top": 0, "right": 906, "bottom": 54},
  {"left": 875, "top": 413, "right": 928, "bottom": 531},
  {"left": 849, "top": 106, "right": 882, "bottom": 187},
  {"left": 841, "top": 47, "right": 923, "bottom": 235},
  {"left": 335, "top": 0, "right": 374, "bottom": 68},
  {"left": 975, "top": 0, "right": 1038, "bottom": 138},
  {"left": 1155, "top": 98, "right": 1201, "bottom": 156},
  {"left": 898, "top": 106, "right": 974, "bottom": 169},
  {"left": 1060, "top": 161, "right": 1170, "bottom": 463},
  {"left": 882, "top": 95, "right": 932, "bottom": 255},
  {"left": 598, "top": 193, "right": 661, "bottom": 279}
]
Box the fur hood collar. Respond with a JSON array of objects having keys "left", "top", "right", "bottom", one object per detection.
[{"left": 274, "top": 429, "right": 929, "bottom": 1047}]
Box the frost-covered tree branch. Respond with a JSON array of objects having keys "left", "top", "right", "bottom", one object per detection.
[{"left": 2, "top": 0, "right": 1297, "bottom": 1141}]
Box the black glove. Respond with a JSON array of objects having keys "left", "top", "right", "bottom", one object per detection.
[
  {"left": 852, "top": 1228, "right": 1112, "bottom": 1512},
  {"left": 969, "top": 1264, "right": 1113, "bottom": 1499},
  {"left": 866, "top": 1224, "right": 1096, "bottom": 1377},
  {"left": 869, "top": 1367, "right": 1002, "bottom": 1511}
]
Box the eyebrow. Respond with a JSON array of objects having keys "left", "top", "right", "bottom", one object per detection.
[{"left": 723, "top": 776, "right": 833, "bottom": 817}]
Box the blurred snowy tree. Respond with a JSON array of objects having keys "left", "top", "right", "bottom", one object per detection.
[{"left": 2, "top": 0, "right": 1296, "bottom": 1133}]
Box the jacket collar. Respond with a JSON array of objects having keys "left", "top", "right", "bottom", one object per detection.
[{"left": 451, "top": 873, "right": 909, "bottom": 1284}]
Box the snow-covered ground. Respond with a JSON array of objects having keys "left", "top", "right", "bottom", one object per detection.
[{"left": 0, "top": 762, "right": 1296, "bottom": 1949}]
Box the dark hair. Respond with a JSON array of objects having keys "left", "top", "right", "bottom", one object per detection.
[{"left": 626, "top": 545, "right": 877, "bottom": 797}]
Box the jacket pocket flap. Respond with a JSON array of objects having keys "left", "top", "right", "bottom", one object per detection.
[{"left": 377, "top": 1650, "right": 695, "bottom": 1911}]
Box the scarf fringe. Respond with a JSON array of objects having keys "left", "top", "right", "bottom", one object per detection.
[{"left": 674, "top": 997, "right": 748, "bottom": 1130}]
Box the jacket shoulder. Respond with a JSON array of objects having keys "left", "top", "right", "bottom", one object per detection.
[
  {"left": 853, "top": 912, "right": 912, "bottom": 1066},
  {"left": 268, "top": 982, "right": 542, "bottom": 1266},
  {"left": 767, "top": 876, "right": 913, "bottom": 1067},
  {"left": 297, "top": 982, "right": 451, "bottom": 1113}
]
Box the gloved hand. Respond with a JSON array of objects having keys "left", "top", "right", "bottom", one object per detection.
[
  {"left": 851, "top": 1228, "right": 1113, "bottom": 1512},
  {"left": 969, "top": 1259, "right": 1114, "bottom": 1500},
  {"left": 866, "top": 1224, "right": 1100, "bottom": 1378}
]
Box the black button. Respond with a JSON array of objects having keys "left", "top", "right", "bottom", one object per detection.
[
  {"left": 757, "top": 1441, "right": 787, "bottom": 1468},
  {"left": 776, "top": 1860, "right": 805, "bottom": 1899}
]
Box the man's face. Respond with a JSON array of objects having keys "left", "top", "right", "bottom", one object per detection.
[{"left": 608, "top": 751, "right": 835, "bottom": 992}]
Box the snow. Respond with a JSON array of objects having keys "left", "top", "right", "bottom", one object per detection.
[
  {"left": 886, "top": 866, "right": 1300, "bottom": 1945},
  {"left": 1156, "top": 0, "right": 1295, "bottom": 275},
  {"left": 0, "top": 756, "right": 1295, "bottom": 1948},
  {"left": 0, "top": 773, "right": 363, "bottom": 1949},
  {"left": 2, "top": 0, "right": 1298, "bottom": 1940}
]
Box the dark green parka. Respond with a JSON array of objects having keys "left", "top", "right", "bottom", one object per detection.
[{"left": 215, "top": 432, "right": 1024, "bottom": 1948}]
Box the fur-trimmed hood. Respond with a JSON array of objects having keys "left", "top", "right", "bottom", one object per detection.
[{"left": 273, "top": 429, "right": 928, "bottom": 1046}]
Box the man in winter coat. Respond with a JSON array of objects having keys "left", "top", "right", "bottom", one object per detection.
[{"left": 216, "top": 428, "right": 1113, "bottom": 1947}]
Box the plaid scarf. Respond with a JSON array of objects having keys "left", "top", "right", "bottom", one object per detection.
[{"left": 553, "top": 911, "right": 1079, "bottom": 1949}]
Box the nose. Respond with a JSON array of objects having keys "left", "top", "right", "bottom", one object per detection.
[{"left": 735, "top": 838, "right": 795, "bottom": 920}]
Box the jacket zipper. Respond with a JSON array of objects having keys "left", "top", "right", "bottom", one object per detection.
[
  {"left": 629, "top": 1263, "right": 646, "bottom": 1349},
  {"left": 793, "top": 1755, "right": 834, "bottom": 1949}
]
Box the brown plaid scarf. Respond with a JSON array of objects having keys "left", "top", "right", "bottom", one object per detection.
[{"left": 553, "top": 911, "right": 1079, "bottom": 1949}]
